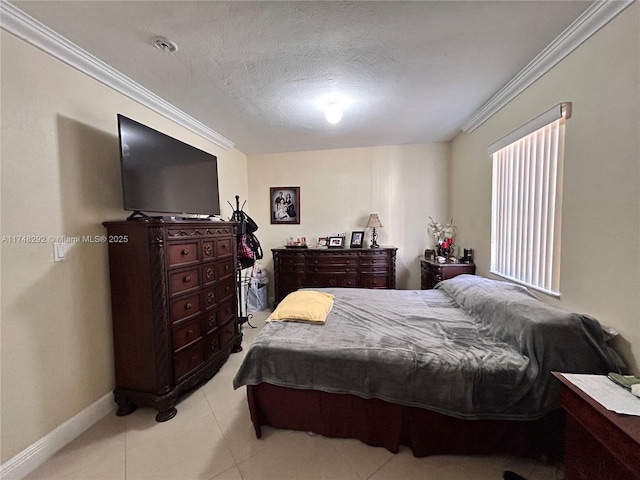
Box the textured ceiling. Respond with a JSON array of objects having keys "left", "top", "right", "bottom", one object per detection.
[{"left": 11, "top": 1, "right": 593, "bottom": 155}]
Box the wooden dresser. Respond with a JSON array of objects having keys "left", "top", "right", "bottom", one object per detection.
[
  {"left": 272, "top": 247, "right": 397, "bottom": 304},
  {"left": 553, "top": 372, "right": 640, "bottom": 480},
  {"left": 103, "top": 220, "right": 241, "bottom": 421},
  {"left": 420, "top": 256, "right": 476, "bottom": 289}
]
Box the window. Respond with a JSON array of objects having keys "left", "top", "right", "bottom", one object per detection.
[{"left": 488, "top": 103, "right": 570, "bottom": 297}]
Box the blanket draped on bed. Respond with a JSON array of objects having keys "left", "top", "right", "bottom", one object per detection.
[{"left": 233, "top": 275, "right": 622, "bottom": 420}]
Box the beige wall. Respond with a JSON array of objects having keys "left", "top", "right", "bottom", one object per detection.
[
  {"left": 3, "top": 1, "right": 638, "bottom": 466},
  {"left": 247, "top": 143, "right": 451, "bottom": 294},
  {"left": 450, "top": 4, "right": 639, "bottom": 374},
  {"left": 0, "top": 31, "right": 249, "bottom": 462}
]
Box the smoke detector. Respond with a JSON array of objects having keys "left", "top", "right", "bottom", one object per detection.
[{"left": 153, "top": 36, "right": 178, "bottom": 53}]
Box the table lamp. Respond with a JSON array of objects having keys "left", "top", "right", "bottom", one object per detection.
[{"left": 366, "top": 214, "right": 383, "bottom": 249}]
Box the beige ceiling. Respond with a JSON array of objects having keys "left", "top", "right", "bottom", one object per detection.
[{"left": 10, "top": 1, "right": 594, "bottom": 155}]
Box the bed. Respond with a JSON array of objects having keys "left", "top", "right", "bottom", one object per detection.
[{"left": 233, "top": 275, "right": 623, "bottom": 457}]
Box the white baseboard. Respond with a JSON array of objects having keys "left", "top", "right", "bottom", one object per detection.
[{"left": 0, "top": 393, "right": 115, "bottom": 480}]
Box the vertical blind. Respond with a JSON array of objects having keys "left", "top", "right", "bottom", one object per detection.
[{"left": 488, "top": 103, "right": 569, "bottom": 296}]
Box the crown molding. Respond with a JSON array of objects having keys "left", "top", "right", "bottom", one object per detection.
[
  {"left": 0, "top": 1, "right": 235, "bottom": 151},
  {"left": 461, "top": 0, "right": 635, "bottom": 133}
]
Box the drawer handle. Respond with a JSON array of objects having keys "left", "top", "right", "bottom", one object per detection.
[
  {"left": 206, "top": 268, "right": 214, "bottom": 280},
  {"left": 204, "top": 244, "right": 212, "bottom": 256},
  {"left": 185, "top": 302, "right": 192, "bottom": 310},
  {"left": 183, "top": 275, "right": 191, "bottom": 283},
  {"left": 207, "top": 292, "right": 215, "bottom": 302},
  {"left": 181, "top": 248, "right": 189, "bottom": 256},
  {"left": 372, "top": 260, "right": 377, "bottom": 264},
  {"left": 187, "top": 329, "right": 194, "bottom": 336},
  {"left": 345, "top": 268, "right": 350, "bottom": 272}
]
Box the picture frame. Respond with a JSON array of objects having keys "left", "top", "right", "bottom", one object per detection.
[
  {"left": 317, "top": 236, "right": 329, "bottom": 247},
  {"left": 328, "top": 236, "right": 344, "bottom": 248},
  {"left": 349, "top": 231, "right": 365, "bottom": 248},
  {"left": 270, "top": 187, "right": 300, "bottom": 224}
]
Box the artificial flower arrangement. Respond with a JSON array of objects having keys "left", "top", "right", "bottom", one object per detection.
[{"left": 428, "top": 217, "right": 457, "bottom": 258}]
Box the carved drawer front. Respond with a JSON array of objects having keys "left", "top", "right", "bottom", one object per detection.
[
  {"left": 216, "top": 277, "right": 236, "bottom": 304},
  {"left": 307, "top": 275, "right": 359, "bottom": 288},
  {"left": 169, "top": 268, "right": 200, "bottom": 297},
  {"left": 203, "top": 311, "right": 218, "bottom": 334},
  {"left": 171, "top": 293, "right": 201, "bottom": 324},
  {"left": 172, "top": 318, "right": 202, "bottom": 353},
  {"left": 201, "top": 240, "right": 215, "bottom": 262},
  {"left": 168, "top": 242, "right": 199, "bottom": 268},
  {"left": 308, "top": 265, "right": 356, "bottom": 275},
  {"left": 173, "top": 343, "right": 204, "bottom": 383},
  {"left": 203, "top": 286, "right": 217, "bottom": 310},
  {"left": 215, "top": 258, "right": 235, "bottom": 280},
  {"left": 218, "top": 299, "right": 235, "bottom": 326},
  {"left": 362, "top": 275, "right": 388, "bottom": 288},
  {"left": 278, "top": 253, "right": 305, "bottom": 265},
  {"left": 216, "top": 237, "right": 234, "bottom": 259},
  {"left": 279, "top": 264, "right": 305, "bottom": 274},
  {"left": 219, "top": 318, "right": 237, "bottom": 349},
  {"left": 339, "top": 276, "right": 359, "bottom": 287},
  {"left": 203, "top": 265, "right": 216, "bottom": 285},
  {"left": 279, "top": 275, "right": 306, "bottom": 299},
  {"left": 204, "top": 334, "right": 221, "bottom": 360},
  {"left": 307, "top": 254, "right": 357, "bottom": 266},
  {"left": 360, "top": 253, "right": 389, "bottom": 271}
]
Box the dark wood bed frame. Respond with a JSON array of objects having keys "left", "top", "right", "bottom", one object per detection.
[{"left": 246, "top": 383, "right": 565, "bottom": 458}]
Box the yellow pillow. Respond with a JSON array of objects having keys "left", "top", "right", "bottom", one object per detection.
[{"left": 267, "top": 291, "right": 335, "bottom": 324}]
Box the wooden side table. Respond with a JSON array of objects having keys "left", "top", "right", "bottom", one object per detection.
[
  {"left": 553, "top": 372, "right": 640, "bottom": 480},
  {"left": 419, "top": 256, "right": 475, "bottom": 289}
]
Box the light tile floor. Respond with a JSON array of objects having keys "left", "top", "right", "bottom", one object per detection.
[{"left": 25, "top": 311, "right": 564, "bottom": 480}]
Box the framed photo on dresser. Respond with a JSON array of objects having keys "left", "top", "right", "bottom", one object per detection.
[
  {"left": 328, "top": 236, "right": 345, "bottom": 248},
  {"left": 350, "top": 231, "right": 365, "bottom": 248}
]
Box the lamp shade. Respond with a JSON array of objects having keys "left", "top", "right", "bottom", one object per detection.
[{"left": 366, "top": 214, "right": 383, "bottom": 228}]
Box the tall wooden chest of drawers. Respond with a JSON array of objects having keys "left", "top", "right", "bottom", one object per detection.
[
  {"left": 103, "top": 220, "right": 241, "bottom": 421},
  {"left": 272, "top": 247, "right": 397, "bottom": 304}
]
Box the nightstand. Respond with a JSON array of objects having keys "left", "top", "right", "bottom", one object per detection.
[
  {"left": 419, "top": 256, "right": 475, "bottom": 290},
  {"left": 553, "top": 372, "right": 640, "bottom": 480}
]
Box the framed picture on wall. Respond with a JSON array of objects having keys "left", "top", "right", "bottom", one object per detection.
[
  {"left": 349, "top": 231, "right": 365, "bottom": 248},
  {"left": 270, "top": 187, "right": 300, "bottom": 224}
]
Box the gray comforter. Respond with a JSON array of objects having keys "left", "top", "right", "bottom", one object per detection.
[{"left": 233, "top": 275, "right": 622, "bottom": 420}]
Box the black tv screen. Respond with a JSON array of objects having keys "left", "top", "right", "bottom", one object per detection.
[{"left": 117, "top": 114, "right": 221, "bottom": 217}]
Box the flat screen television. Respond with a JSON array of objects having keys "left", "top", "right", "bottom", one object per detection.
[{"left": 117, "top": 114, "right": 221, "bottom": 219}]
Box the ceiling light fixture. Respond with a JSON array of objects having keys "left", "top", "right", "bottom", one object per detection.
[
  {"left": 325, "top": 102, "right": 343, "bottom": 124},
  {"left": 153, "top": 36, "right": 178, "bottom": 53}
]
